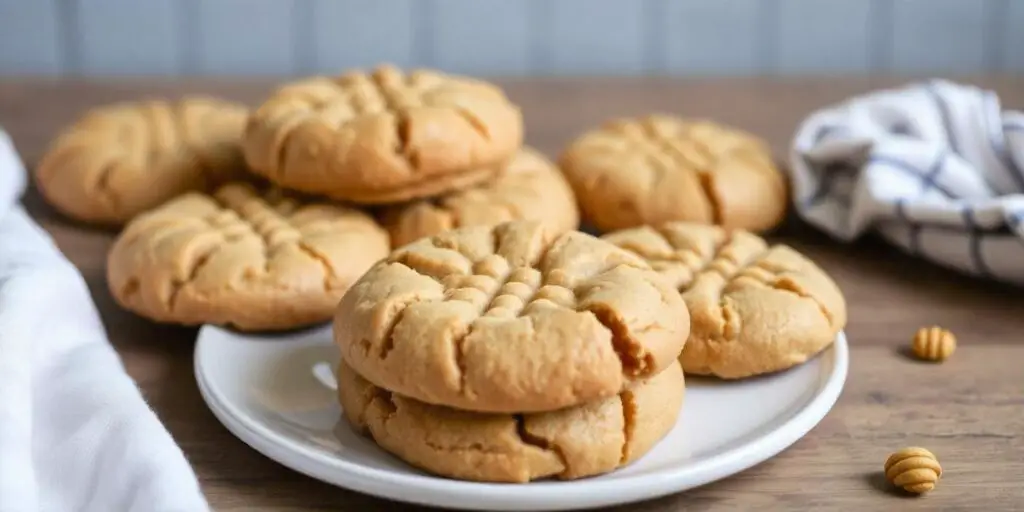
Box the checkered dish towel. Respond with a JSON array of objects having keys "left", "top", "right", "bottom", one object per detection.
[{"left": 790, "top": 80, "right": 1024, "bottom": 285}]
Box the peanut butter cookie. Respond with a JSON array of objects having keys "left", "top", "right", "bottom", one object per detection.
[
  {"left": 334, "top": 220, "right": 689, "bottom": 413},
  {"left": 603, "top": 222, "right": 845, "bottom": 379},
  {"left": 108, "top": 182, "right": 389, "bottom": 331},
  {"left": 382, "top": 147, "right": 579, "bottom": 248},
  {"left": 560, "top": 115, "right": 786, "bottom": 233},
  {"left": 36, "top": 97, "right": 248, "bottom": 225},
  {"left": 338, "top": 359, "right": 684, "bottom": 483},
  {"left": 243, "top": 65, "right": 522, "bottom": 204}
]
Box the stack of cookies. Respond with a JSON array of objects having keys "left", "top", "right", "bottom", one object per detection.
[
  {"left": 35, "top": 65, "right": 578, "bottom": 332},
  {"left": 329, "top": 218, "right": 847, "bottom": 482},
  {"left": 332, "top": 220, "right": 691, "bottom": 482}
]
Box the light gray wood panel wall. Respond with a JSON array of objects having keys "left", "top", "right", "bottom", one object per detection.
[
  {"left": 0, "top": 0, "right": 60, "bottom": 73},
  {"left": 541, "top": 0, "right": 651, "bottom": 75},
  {"left": 192, "top": 0, "right": 297, "bottom": 75},
  {"left": 0, "top": 0, "right": 1020, "bottom": 76},
  {"left": 74, "top": 0, "right": 183, "bottom": 74},
  {"left": 774, "top": 0, "right": 873, "bottom": 74},
  {"left": 432, "top": 0, "right": 532, "bottom": 75},
  {"left": 310, "top": 0, "right": 420, "bottom": 72},
  {"left": 890, "top": 0, "right": 990, "bottom": 73},
  {"left": 1004, "top": 0, "right": 1024, "bottom": 72},
  {"left": 664, "top": 0, "right": 766, "bottom": 75}
]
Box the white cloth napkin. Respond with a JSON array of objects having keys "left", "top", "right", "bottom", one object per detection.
[
  {"left": 0, "top": 130, "right": 209, "bottom": 512},
  {"left": 790, "top": 79, "right": 1024, "bottom": 285}
]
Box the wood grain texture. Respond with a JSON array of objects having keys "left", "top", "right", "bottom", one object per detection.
[{"left": 2, "top": 77, "right": 1023, "bottom": 510}]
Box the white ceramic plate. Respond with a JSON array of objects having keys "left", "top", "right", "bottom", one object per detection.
[{"left": 195, "top": 325, "right": 848, "bottom": 511}]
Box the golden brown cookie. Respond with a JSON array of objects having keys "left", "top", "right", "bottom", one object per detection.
[
  {"left": 602, "top": 222, "right": 846, "bottom": 379},
  {"left": 382, "top": 147, "right": 580, "bottom": 248},
  {"left": 243, "top": 64, "right": 523, "bottom": 204},
  {"left": 559, "top": 115, "right": 787, "bottom": 233},
  {"left": 338, "top": 359, "right": 684, "bottom": 483},
  {"left": 107, "top": 182, "right": 389, "bottom": 331},
  {"left": 333, "top": 220, "right": 689, "bottom": 414},
  {"left": 36, "top": 97, "right": 248, "bottom": 225}
]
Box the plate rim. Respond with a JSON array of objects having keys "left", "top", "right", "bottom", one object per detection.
[{"left": 195, "top": 326, "right": 849, "bottom": 511}]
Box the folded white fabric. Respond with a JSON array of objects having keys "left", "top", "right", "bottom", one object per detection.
[
  {"left": 0, "top": 130, "right": 209, "bottom": 512},
  {"left": 790, "top": 79, "right": 1024, "bottom": 285}
]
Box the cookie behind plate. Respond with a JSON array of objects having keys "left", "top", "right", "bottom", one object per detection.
[
  {"left": 603, "top": 222, "right": 846, "bottom": 379},
  {"left": 243, "top": 65, "right": 523, "bottom": 204},
  {"left": 560, "top": 115, "right": 787, "bottom": 233},
  {"left": 107, "top": 182, "right": 389, "bottom": 331},
  {"left": 36, "top": 97, "right": 248, "bottom": 225},
  {"left": 382, "top": 147, "right": 579, "bottom": 248}
]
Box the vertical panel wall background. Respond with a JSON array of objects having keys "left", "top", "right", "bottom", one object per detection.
[{"left": 0, "top": 0, "right": 1020, "bottom": 76}]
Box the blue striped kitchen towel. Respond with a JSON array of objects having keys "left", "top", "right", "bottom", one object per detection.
[{"left": 790, "top": 79, "right": 1024, "bottom": 285}]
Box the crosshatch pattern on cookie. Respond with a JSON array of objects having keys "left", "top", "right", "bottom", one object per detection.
[
  {"left": 276, "top": 68, "right": 483, "bottom": 130},
  {"left": 108, "top": 182, "right": 389, "bottom": 331},
  {"left": 335, "top": 221, "right": 689, "bottom": 414},
  {"left": 383, "top": 147, "right": 580, "bottom": 248},
  {"left": 36, "top": 98, "right": 249, "bottom": 225},
  {"left": 244, "top": 65, "right": 522, "bottom": 203},
  {"left": 337, "top": 360, "right": 684, "bottom": 483},
  {"left": 602, "top": 222, "right": 846, "bottom": 379},
  {"left": 560, "top": 115, "right": 785, "bottom": 232}
]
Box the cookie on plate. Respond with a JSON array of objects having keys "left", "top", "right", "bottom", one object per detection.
[
  {"left": 338, "top": 359, "right": 684, "bottom": 483},
  {"left": 107, "top": 182, "right": 389, "bottom": 331},
  {"left": 333, "top": 220, "right": 689, "bottom": 413},
  {"left": 382, "top": 147, "right": 579, "bottom": 248},
  {"left": 559, "top": 115, "right": 786, "bottom": 233},
  {"left": 602, "top": 222, "right": 846, "bottom": 379},
  {"left": 36, "top": 97, "right": 248, "bottom": 225},
  {"left": 243, "top": 64, "right": 523, "bottom": 204}
]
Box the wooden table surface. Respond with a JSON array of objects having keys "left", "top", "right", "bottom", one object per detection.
[{"left": 2, "top": 76, "right": 1023, "bottom": 511}]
